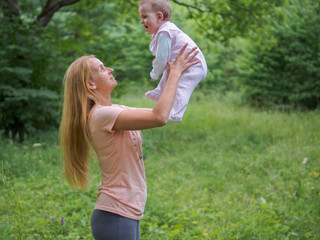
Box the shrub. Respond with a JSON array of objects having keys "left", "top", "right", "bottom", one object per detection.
[
  {"left": 240, "top": 0, "right": 320, "bottom": 110},
  {"left": 0, "top": 15, "right": 60, "bottom": 137}
]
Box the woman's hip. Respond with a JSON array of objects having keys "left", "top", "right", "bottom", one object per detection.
[{"left": 91, "top": 209, "right": 140, "bottom": 240}]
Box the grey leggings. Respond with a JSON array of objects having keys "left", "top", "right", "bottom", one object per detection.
[{"left": 91, "top": 209, "right": 140, "bottom": 240}]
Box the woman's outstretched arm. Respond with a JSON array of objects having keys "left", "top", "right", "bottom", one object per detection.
[{"left": 113, "top": 44, "right": 200, "bottom": 130}]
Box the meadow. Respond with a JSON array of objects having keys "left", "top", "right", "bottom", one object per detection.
[{"left": 1, "top": 90, "right": 319, "bottom": 240}]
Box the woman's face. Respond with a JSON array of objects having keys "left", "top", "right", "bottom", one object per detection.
[
  {"left": 139, "top": 4, "right": 163, "bottom": 35},
  {"left": 88, "top": 58, "right": 117, "bottom": 92}
]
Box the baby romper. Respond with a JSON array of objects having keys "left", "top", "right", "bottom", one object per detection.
[{"left": 145, "top": 21, "right": 207, "bottom": 122}]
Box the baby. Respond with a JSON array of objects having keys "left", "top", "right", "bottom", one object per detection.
[{"left": 139, "top": 0, "right": 207, "bottom": 122}]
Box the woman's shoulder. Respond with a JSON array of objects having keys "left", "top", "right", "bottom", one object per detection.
[
  {"left": 89, "top": 104, "right": 129, "bottom": 130},
  {"left": 90, "top": 104, "right": 125, "bottom": 119},
  {"left": 94, "top": 104, "right": 128, "bottom": 110}
]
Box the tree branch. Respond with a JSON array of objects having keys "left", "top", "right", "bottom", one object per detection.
[
  {"left": 1, "top": 0, "right": 21, "bottom": 18},
  {"left": 35, "top": 0, "right": 81, "bottom": 27},
  {"left": 229, "top": 0, "right": 265, "bottom": 31},
  {"left": 171, "top": 0, "right": 231, "bottom": 16}
]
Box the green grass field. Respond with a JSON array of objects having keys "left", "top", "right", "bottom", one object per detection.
[{"left": 1, "top": 91, "right": 319, "bottom": 239}]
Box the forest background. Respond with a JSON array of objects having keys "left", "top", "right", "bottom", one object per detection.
[
  {"left": 0, "top": 0, "right": 319, "bottom": 239},
  {"left": 1, "top": 0, "right": 319, "bottom": 135}
]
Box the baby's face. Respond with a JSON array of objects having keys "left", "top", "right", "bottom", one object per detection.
[{"left": 139, "top": 4, "right": 163, "bottom": 35}]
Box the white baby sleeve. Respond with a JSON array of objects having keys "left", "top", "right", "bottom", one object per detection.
[{"left": 150, "top": 32, "right": 171, "bottom": 80}]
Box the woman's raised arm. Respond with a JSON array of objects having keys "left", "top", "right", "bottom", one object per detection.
[{"left": 113, "top": 44, "right": 200, "bottom": 130}]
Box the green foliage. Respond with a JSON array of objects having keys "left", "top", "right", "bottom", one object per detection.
[
  {"left": 0, "top": 13, "right": 60, "bottom": 136},
  {"left": 1, "top": 0, "right": 319, "bottom": 137},
  {"left": 52, "top": 0, "right": 154, "bottom": 90},
  {"left": 197, "top": 38, "right": 251, "bottom": 93},
  {"left": 0, "top": 0, "right": 153, "bottom": 136},
  {"left": 175, "top": 0, "right": 285, "bottom": 41},
  {"left": 240, "top": 0, "right": 320, "bottom": 110},
  {"left": 1, "top": 92, "right": 320, "bottom": 239}
]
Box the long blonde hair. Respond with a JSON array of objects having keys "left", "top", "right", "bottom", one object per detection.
[{"left": 60, "top": 56, "right": 100, "bottom": 190}]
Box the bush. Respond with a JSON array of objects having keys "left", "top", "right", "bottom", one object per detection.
[
  {"left": 0, "top": 15, "right": 60, "bottom": 137},
  {"left": 0, "top": 1, "right": 153, "bottom": 138},
  {"left": 240, "top": 0, "right": 320, "bottom": 110}
]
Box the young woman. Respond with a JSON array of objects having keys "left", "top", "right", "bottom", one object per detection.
[{"left": 60, "top": 44, "right": 199, "bottom": 240}]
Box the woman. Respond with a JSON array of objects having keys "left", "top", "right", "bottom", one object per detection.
[{"left": 60, "top": 44, "right": 199, "bottom": 240}]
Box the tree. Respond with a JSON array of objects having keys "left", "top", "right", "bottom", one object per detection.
[
  {"left": 0, "top": 0, "right": 290, "bottom": 136},
  {"left": 1, "top": 0, "right": 80, "bottom": 27},
  {"left": 240, "top": 0, "right": 320, "bottom": 110},
  {"left": 0, "top": 0, "right": 151, "bottom": 136},
  {"left": 170, "top": 0, "right": 285, "bottom": 41},
  {"left": 0, "top": 0, "right": 83, "bottom": 136}
]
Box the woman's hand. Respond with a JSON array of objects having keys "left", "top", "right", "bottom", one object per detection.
[
  {"left": 113, "top": 44, "right": 201, "bottom": 131},
  {"left": 167, "top": 43, "right": 200, "bottom": 77}
]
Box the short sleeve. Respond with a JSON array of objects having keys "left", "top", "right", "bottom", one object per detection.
[{"left": 90, "top": 105, "right": 125, "bottom": 133}]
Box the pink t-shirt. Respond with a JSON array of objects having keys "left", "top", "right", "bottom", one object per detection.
[{"left": 89, "top": 105, "right": 147, "bottom": 220}]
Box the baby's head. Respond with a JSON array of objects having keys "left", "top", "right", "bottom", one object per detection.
[
  {"left": 139, "top": 0, "right": 172, "bottom": 35},
  {"left": 139, "top": 0, "right": 172, "bottom": 21}
]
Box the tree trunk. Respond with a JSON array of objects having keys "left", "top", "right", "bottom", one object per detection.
[
  {"left": 1, "top": 0, "right": 21, "bottom": 18},
  {"left": 35, "top": 0, "right": 81, "bottom": 27}
]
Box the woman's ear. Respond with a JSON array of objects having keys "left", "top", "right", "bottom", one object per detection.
[
  {"left": 87, "top": 80, "right": 96, "bottom": 90},
  {"left": 157, "top": 11, "right": 164, "bottom": 21}
]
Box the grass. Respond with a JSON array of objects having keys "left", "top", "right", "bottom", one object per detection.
[{"left": 1, "top": 90, "right": 319, "bottom": 239}]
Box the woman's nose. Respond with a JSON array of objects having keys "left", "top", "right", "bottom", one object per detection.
[
  {"left": 140, "top": 19, "right": 144, "bottom": 24},
  {"left": 108, "top": 68, "right": 114, "bottom": 73}
]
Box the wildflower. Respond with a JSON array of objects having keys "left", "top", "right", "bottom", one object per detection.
[
  {"left": 44, "top": 214, "right": 47, "bottom": 219},
  {"left": 24, "top": 133, "right": 27, "bottom": 141},
  {"left": 51, "top": 216, "right": 54, "bottom": 223},
  {"left": 203, "top": 229, "right": 209, "bottom": 237},
  {"left": 301, "top": 157, "right": 308, "bottom": 167},
  {"left": 9, "top": 130, "right": 12, "bottom": 139},
  {"left": 302, "top": 157, "right": 308, "bottom": 165},
  {"left": 247, "top": 200, "right": 251, "bottom": 206},
  {"left": 61, "top": 216, "right": 65, "bottom": 226},
  {"left": 15, "top": 132, "right": 19, "bottom": 140},
  {"left": 225, "top": 221, "right": 229, "bottom": 227}
]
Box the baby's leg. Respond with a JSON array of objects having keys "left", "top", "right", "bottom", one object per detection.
[
  {"left": 145, "top": 70, "right": 169, "bottom": 101},
  {"left": 168, "top": 66, "right": 206, "bottom": 122},
  {"left": 168, "top": 86, "right": 191, "bottom": 122}
]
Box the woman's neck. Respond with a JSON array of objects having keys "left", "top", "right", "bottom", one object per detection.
[{"left": 96, "top": 91, "right": 112, "bottom": 106}]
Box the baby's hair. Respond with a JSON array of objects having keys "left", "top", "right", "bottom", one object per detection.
[{"left": 139, "top": 0, "right": 172, "bottom": 21}]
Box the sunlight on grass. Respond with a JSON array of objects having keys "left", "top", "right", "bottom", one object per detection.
[{"left": 1, "top": 91, "right": 319, "bottom": 239}]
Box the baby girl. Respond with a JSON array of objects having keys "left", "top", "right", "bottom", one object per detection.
[{"left": 139, "top": 0, "right": 207, "bottom": 122}]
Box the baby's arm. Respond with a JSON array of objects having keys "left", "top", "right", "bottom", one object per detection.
[{"left": 150, "top": 32, "right": 171, "bottom": 80}]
